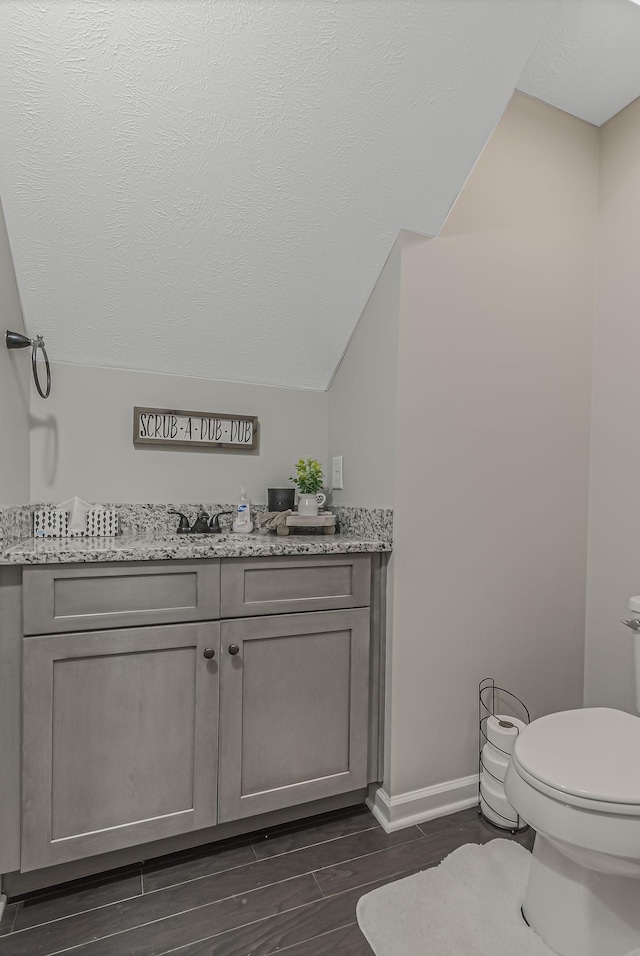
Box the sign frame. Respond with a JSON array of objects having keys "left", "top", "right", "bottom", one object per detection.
[{"left": 133, "top": 406, "right": 258, "bottom": 450}]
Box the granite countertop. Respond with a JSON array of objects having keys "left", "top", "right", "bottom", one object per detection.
[{"left": 1, "top": 529, "right": 391, "bottom": 565}]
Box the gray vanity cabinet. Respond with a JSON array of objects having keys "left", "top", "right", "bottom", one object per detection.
[
  {"left": 218, "top": 608, "right": 370, "bottom": 823},
  {"left": 10, "top": 552, "right": 383, "bottom": 885},
  {"left": 21, "top": 622, "right": 220, "bottom": 871}
]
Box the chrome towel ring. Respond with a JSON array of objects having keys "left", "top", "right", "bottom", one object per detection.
[{"left": 6, "top": 330, "right": 51, "bottom": 398}]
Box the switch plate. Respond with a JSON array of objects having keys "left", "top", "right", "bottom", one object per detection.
[{"left": 332, "top": 455, "right": 343, "bottom": 490}]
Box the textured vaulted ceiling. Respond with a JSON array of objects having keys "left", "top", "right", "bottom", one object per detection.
[
  {"left": 0, "top": 0, "right": 562, "bottom": 390},
  {"left": 518, "top": 0, "right": 640, "bottom": 127},
  {"left": 4, "top": 2, "right": 640, "bottom": 392}
]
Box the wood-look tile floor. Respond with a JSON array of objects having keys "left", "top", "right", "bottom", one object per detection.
[{"left": 0, "top": 805, "right": 535, "bottom": 955}]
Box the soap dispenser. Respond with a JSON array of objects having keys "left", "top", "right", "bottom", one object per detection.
[{"left": 233, "top": 484, "right": 253, "bottom": 534}]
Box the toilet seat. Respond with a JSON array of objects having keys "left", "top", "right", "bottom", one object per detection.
[{"left": 511, "top": 707, "right": 640, "bottom": 814}]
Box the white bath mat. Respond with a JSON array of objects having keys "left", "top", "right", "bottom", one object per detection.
[{"left": 356, "top": 839, "right": 555, "bottom": 956}]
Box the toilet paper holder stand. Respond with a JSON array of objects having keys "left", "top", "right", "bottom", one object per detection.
[{"left": 478, "top": 677, "right": 530, "bottom": 832}]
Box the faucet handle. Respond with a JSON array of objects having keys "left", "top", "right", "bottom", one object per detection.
[
  {"left": 209, "top": 510, "right": 234, "bottom": 533},
  {"left": 168, "top": 511, "right": 191, "bottom": 534}
]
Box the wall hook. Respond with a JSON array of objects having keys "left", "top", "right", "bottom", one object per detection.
[{"left": 6, "top": 330, "right": 51, "bottom": 398}]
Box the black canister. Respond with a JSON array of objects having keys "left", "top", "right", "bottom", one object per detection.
[{"left": 267, "top": 488, "right": 295, "bottom": 512}]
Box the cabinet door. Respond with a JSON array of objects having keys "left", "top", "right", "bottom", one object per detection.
[
  {"left": 22, "top": 623, "right": 220, "bottom": 871},
  {"left": 218, "top": 609, "right": 370, "bottom": 822}
]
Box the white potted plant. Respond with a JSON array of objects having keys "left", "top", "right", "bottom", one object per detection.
[{"left": 290, "top": 458, "right": 326, "bottom": 516}]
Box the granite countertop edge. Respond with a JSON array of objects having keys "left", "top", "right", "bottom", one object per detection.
[{"left": 0, "top": 532, "right": 391, "bottom": 565}]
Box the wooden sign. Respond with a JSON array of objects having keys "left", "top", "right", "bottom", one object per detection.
[{"left": 133, "top": 407, "right": 258, "bottom": 450}]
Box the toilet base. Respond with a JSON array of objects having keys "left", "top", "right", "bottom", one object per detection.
[{"left": 524, "top": 834, "right": 640, "bottom": 956}]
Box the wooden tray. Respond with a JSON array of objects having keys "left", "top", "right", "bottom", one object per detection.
[{"left": 276, "top": 513, "right": 336, "bottom": 536}]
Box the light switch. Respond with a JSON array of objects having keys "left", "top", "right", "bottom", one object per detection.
[{"left": 332, "top": 455, "right": 343, "bottom": 490}]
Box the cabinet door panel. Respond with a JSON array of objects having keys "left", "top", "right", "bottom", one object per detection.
[
  {"left": 50, "top": 649, "right": 197, "bottom": 839},
  {"left": 221, "top": 555, "right": 371, "bottom": 617},
  {"left": 22, "top": 623, "right": 219, "bottom": 871},
  {"left": 218, "top": 609, "right": 369, "bottom": 822},
  {"left": 23, "top": 561, "right": 220, "bottom": 634}
]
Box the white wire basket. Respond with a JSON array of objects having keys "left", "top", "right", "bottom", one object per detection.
[{"left": 478, "top": 677, "right": 530, "bottom": 832}]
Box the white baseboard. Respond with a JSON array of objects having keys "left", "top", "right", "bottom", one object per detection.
[{"left": 366, "top": 774, "right": 479, "bottom": 832}]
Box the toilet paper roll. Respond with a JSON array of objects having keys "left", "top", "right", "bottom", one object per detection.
[
  {"left": 480, "top": 771, "right": 518, "bottom": 827},
  {"left": 481, "top": 742, "right": 510, "bottom": 783},
  {"left": 486, "top": 714, "right": 527, "bottom": 756}
]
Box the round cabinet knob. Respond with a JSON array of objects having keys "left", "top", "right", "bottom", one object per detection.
[
  {"left": 203, "top": 648, "right": 216, "bottom": 659},
  {"left": 228, "top": 644, "right": 240, "bottom": 656}
]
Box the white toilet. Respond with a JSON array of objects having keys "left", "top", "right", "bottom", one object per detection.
[{"left": 504, "top": 604, "right": 640, "bottom": 956}]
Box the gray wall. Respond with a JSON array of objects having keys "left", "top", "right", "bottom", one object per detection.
[
  {"left": 30, "top": 363, "right": 328, "bottom": 504},
  {"left": 0, "top": 199, "right": 30, "bottom": 505},
  {"left": 389, "top": 94, "right": 597, "bottom": 796},
  {"left": 326, "top": 234, "right": 402, "bottom": 785},
  {"left": 584, "top": 96, "right": 640, "bottom": 715},
  {"left": 328, "top": 236, "right": 401, "bottom": 508}
]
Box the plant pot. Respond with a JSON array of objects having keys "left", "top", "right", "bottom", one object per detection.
[{"left": 297, "top": 492, "right": 326, "bottom": 516}]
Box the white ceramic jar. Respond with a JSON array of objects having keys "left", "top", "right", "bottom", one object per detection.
[{"left": 297, "top": 492, "right": 326, "bottom": 516}]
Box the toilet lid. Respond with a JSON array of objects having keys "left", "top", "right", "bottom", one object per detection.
[{"left": 513, "top": 708, "right": 640, "bottom": 805}]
